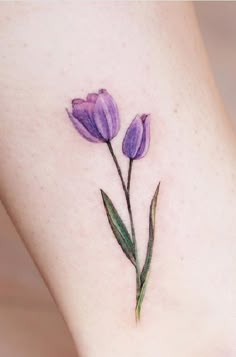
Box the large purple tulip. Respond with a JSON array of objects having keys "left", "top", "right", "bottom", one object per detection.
[
  {"left": 66, "top": 89, "right": 120, "bottom": 142},
  {"left": 122, "top": 114, "right": 150, "bottom": 159}
]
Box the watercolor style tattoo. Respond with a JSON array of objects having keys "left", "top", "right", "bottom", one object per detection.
[{"left": 66, "top": 89, "right": 160, "bottom": 321}]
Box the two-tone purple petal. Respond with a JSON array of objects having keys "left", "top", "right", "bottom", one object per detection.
[
  {"left": 122, "top": 114, "right": 150, "bottom": 159},
  {"left": 94, "top": 89, "right": 120, "bottom": 141}
]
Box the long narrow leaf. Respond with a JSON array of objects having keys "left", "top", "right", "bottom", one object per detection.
[
  {"left": 135, "top": 271, "right": 150, "bottom": 322},
  {"left": 140, "top": 182, "right": 160, "bottom": 286},
  {"left": 101, "top": 189, "right": 135, "bottom": 266}
]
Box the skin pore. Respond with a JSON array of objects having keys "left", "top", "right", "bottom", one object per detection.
[{"left": 0, "top": 2, "right": 236, "bottom": 356}]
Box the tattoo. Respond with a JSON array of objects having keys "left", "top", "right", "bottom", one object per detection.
[{"left": 66, "top": 89, "right": 160, "bottom": 321}]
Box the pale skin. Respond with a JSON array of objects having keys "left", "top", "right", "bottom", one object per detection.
[{"left": 0, "top": 2, "right": 236, "bottom": 356}]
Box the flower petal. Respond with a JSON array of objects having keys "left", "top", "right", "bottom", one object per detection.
[
  {"left": 72, "top": 98, "right": 84, "bottom": 105},
  {"left": 122, "top": 115, "right": 143, "bottom": 159},
  {"left": 72, "top": 101, "right": 103, "bottom": 141},
  {"left": 135, "top": 114, "right": 151, "bottom": 159},
  {"left": 94, "top": 89, "right": 120, "bottom": 141},
  {"left": 66, "top": 109, "right": 102, "bottom": 143},
  {"left": 86, "top": 93, "right": 98, "bottom": 103}
]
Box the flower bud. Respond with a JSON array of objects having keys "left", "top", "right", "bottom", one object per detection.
[
  {"left": 122, "top": 114, "right": 150, "bottom": 159},
  {"left": 67, "top": 89, "right": 120, "bottom": 142}
]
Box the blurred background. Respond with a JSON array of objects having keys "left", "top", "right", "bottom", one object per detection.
[{"left": 0, "top": 2, "right": 236, "bottom": 356}]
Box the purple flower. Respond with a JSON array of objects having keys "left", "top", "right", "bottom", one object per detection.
[
  {"left": 66, "top": 89, "right": 120, "bottom": 142},
  {"left": 122, "top": 114, "right": 150, "bottom": 160}
]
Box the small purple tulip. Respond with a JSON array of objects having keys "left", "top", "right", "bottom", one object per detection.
[
  {"left": 122, "top": 114, "right": 150, "bottom": 160},
  {"left": 66, "top": 89, "right": 120, "bottom": 143}
]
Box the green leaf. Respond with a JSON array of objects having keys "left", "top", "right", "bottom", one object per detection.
[
  {"left": 101, "top": 189, "right": 135, "bottom": 266},
  {"left": 135, "top": 271, "right": 150, "bottom": 322},
  {"left": 135, "top": 183, "right": 160, "bottom": 321},
  {"left": 140, "top": 182, "right": 160, "bottom": 287}
]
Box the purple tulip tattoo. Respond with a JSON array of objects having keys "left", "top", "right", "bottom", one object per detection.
[
  {"left": 66, "top": 89, "right": 160, "bottom": 321},
  {"left": 66, "top": 89, "right": 120, "bottom": 142},
  {"left": 122, "top": 114, "right": 150, "bottom": 160}
]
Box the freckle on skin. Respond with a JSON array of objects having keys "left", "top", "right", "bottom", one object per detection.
[{"left": 173, "top": 103, "right": 179, "bottom": 113}]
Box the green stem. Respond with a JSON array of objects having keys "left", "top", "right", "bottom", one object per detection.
[
  {"left": 127, "top": 159, "right": 133, "bottom": 194},
  {"left": 126, "top": 158, "right": 141, "bottom": 301},
  {"left": 106, "top": 142, "right": 141, "bottom": 309},
  {"left": 107, "top": 141, "right": 127, "bottom": 196}
]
